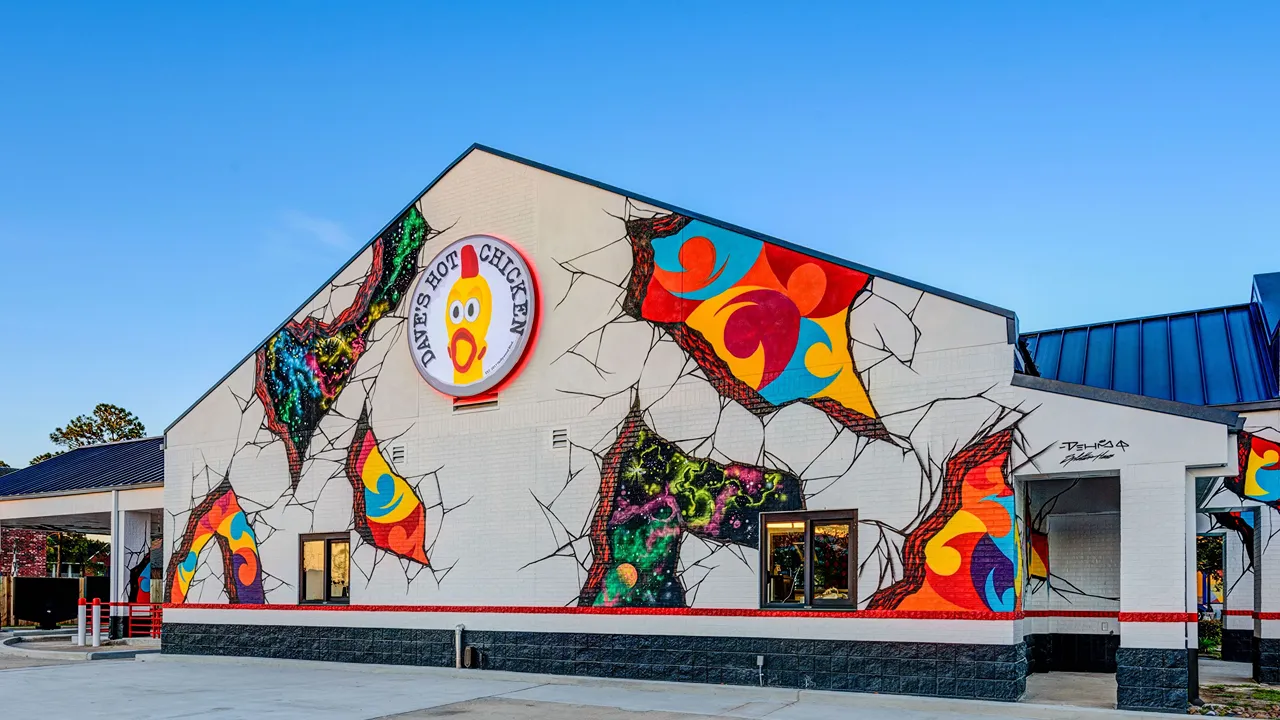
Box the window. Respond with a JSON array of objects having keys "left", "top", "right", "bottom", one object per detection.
[
  {"left": 300, "top": 534, "right": 350, "bottom": 604},
  {"left": 760, "top": 511, "right": 856, "bottom": 608}
]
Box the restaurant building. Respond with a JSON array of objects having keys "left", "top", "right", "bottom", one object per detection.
[{"left": 159, "top": 145, "right": 1280, "bottom": 713}]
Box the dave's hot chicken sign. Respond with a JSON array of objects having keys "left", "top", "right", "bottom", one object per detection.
[{"left": 407, "top": 235, "right": 538, "bottom": 397}]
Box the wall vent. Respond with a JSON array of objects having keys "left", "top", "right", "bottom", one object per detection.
[
  {"left": 391, "top": 446, "right": 405, "bottom": 464},
  {"left": 453, "top": 396, "right": 499, "bottom": 413},
  {"left": 551, "top": 429, "right": 569, "bottom": 450}
]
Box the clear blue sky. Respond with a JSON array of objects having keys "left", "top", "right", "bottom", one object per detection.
[{"left": 1, "top": 3, "right": 1277, "bottom": 466}]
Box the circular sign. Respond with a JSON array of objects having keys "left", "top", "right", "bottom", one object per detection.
[{"left": 407, "top": 235, "right": 538, "bottom": 397}]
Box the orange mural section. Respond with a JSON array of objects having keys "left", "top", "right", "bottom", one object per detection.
[
  {"left": 624, "top": 215, "right": 883, "bottom": 437},
  {"left": 868, "top": 431, "right": 1020, "bottom": 613}
]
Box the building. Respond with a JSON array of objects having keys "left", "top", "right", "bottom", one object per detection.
[
  {"left": 0, "top": 438, "right": 165, "bottom": 630},
  {"left": 159, "top": 145, "right": 1275, "bottom": 713}
]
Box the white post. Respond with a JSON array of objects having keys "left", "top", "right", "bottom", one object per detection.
[
  {"left": 90, "top": 598, "right": 101, "bottom": 647},
  {"left": 75, "top": 598, "right": 86, "bottom": 646}
]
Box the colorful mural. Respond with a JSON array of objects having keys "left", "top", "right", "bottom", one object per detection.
[
  {"left": 622, "top": 213, "right": 885, "bottom": 439},
  {"left": 166, "top": 478, "right": 265, "bottom": 604},
  {"left": 127, "top": 555, "right": 151, "bottom": 604},
  {"left": 1214, "top": 510, "right": 1256, "bottom": 563},
  {"left": 256, "top": 207, "right": 437, "bottom": 487},
  {"left": 868, "top": 430, "right": 1020, "bottom": 613},
  {"left": 579, "top": 406, "right": 803, "bottom": 607},
  {"left": 1028, "top": 530, "right": 1049, "bottom": 581},
  {"left": 345, "top": 407, "right": 430, "bottom": 565},
  {"left": 1227, "top": 431, "right": 1280, "bottom": 507}
]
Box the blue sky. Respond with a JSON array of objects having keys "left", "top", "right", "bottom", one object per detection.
[{"left": 1, "top": 3, "right": 1277, "bottom": 466}]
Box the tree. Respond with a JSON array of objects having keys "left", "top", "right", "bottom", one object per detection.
[
  {"left": 47, "top": 532, "right": 109, "bottom": 577},
  {"left": 1197, "top": 534, "right": 1223, "bottom": 575},
  {"left": 0, "top": 459, "right": 8, "bottom": 467},
  {"left": 49, "top": 403, "right": 145, "bottom": 450},
  {"left": 29, "top": 451, "right": 63, "bottom": 465}
]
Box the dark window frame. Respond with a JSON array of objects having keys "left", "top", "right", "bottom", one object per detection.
[
  {"left": 759, "top": 510, "right": 857, "bottom": 609},
  {"left": 298, "top": 533, "right": 351, "bottom": 605}
]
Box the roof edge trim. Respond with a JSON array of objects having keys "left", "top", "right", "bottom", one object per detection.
[
  {"left": 166, "top": 142, "right": 1018, "bottom": 435},
  {"left": 0, "top": 482, "right": 164, "bottom": 502},
  {"left": 1021, "top": 302, "right": 1256, "bottom": 339},
  {"left": 1011, "top": 374, "right": 1244, "bottom": 429}
]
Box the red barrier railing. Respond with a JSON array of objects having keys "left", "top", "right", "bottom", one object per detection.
[{"left": 80, "top": 600, "right": 162, "bottom": 640}]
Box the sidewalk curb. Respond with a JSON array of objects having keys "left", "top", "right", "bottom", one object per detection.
[
  {"left": 0, "top": 635, "right": 159, "bottom": 661},
  {"left": 142, "top": 652, "right": 1174, "bottom": 718}
]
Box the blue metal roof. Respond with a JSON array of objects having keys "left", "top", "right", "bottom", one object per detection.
[
  {"left": 0, "top": 438, "right": 163, "bottom": 498},
  {"left": 1020, "top": 303, "right": 1277, "bottom": 406}
]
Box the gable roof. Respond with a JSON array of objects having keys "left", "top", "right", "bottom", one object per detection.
[
  {"left": 166, "top": 144, "right": 1018, "bottom": 435},
  {"left": 0, "top": 437, "right": 163, "bottom": 498},
  {"left": 1020, "top": 303, "right": 1276, "bottom": 407}
]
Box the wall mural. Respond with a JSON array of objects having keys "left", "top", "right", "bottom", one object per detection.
[
  {"left": 255, "top": 207, "right": 437, "bottom": 488},
  {"left": 622, "top": 214, "right": 886, "bottom": 440},
  {"left": 1228, "top": 431, "right": 1280, "bottom": 507},
  {"left": 579, "top": 404, "right": 803, "bottom": 607},
  {"left": 867, "top": 430, "right": 1020, "bottom": 613},
  {"left": 532, "top": 202, "right": 1042, "bottom": 612},
  {"left": 1028, "top": 531, "right": 1049, "bottom": 581},
  {"left": 170, "top": 190, "right": 1062, "bottom": 614},
  {"left": 128, "top": 555, "right": 152, "bottom": 604},
  {"left": 166, "top": 477, "right": 264, "bottom": 605},
  {"left": 346, "top": 406, "right": 430, "bottom": 565}
]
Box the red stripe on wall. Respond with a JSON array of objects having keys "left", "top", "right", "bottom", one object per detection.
[
  {"left": 163, "top": 603, "right": 1021, "bottom": 621},
  {"left": 1224, "top": 610, "right": 1255, "bottom": 617},
  {"left": 1116, "top": 612, "right": 1197, "bottom": 623},
  {"left": 1259, "top": 612, "right": 1280, "bottom": 621}
]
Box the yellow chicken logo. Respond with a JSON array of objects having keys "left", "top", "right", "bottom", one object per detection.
[{"left": 445, "top": 245, "right": 491, "bottom": 385}]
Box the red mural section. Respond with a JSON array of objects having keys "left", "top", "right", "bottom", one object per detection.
[
  {"left": 623, "top": 213, "right": 886, "bottom": 439},
  {"left": 867, "top": 431, "right": 1020, "bottom": 613}
]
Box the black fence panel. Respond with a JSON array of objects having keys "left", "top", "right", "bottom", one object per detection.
[{"left": 13, "top": 577, "right": 80, "bottom": 629}]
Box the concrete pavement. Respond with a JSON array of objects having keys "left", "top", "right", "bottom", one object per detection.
[{"left": 0, "top": 654, "right": 1174, "bottom": 719}]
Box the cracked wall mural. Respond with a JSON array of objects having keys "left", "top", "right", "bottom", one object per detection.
[
  {"left": 867, "top": 430, "right": 1019, "bottom": 613},
  {"left": 621, "top": 214, "right": 884, "bottom": 439},
  {"left": 533, "top": 201, "right": 1041, "bottom": 612},
  {"left": 166, "top": 156, "right": 1160, "bottom": 617},
  {"left": 1229, "top": 431, "right": 1280, "bottom": 507},
  {"left": 578, "top": 404, "right": 803, "bottom": 607},
  {"left": 167, "top": 478, "right": 264, "bottom": 605},
  {"left": 255, "top": 207, "right": 437, "bottom": 488},
  {"left": 346, "top": 406, "right": 430, "bottom": 565}
]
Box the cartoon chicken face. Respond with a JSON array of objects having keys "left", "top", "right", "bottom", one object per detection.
[{"left": 445, "top": 245, "right": 492, "bottom": 385}]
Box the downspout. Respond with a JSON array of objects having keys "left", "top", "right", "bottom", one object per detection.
[{"left": 455, "top": 624, "right": 464, "bottom": 669}]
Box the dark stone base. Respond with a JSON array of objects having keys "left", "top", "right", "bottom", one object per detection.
[
  {"left": 163, "top": 623, "right": 1027, "bottom": 701},
  {"left": 1223, "top": 628, "right": 1252, "bottom": 663},
  {"left": 1115, "top": 647, "right": 1189, "bottom": 713},
  {"left": 1024, "top": 633, "right": 1118, "bottom": 674},
  {"left": 1255, "top": 636, "right": 1280, "bottom": 684}
]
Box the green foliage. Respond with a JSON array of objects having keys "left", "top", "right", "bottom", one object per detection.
[
  {"left": 50, "top": 403, "right": 145, "bottom": 449},
  {"left": 1198, "top": 534, "right": 1223, "bottom": 575},
  {"left": 1199, "top": 617, "right": 1223, "bottom": 658},
  {"left": 47, "top": 532, "right": 109, "bottom": 576},
  {"left": 0, "top": 459, "right": 9, "bottom": 467}
]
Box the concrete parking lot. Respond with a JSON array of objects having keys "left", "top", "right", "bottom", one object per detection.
[{"left": 0, "top": 655, "right": 1154, "bottom": 720}]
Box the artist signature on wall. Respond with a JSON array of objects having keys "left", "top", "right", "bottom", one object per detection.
[{"left": 1059, "top": 439, "right": 1129, "bottom": 466}]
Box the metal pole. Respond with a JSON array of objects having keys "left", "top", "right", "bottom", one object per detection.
[
  {"left": 91, "top": 598, "right": 101, "bottom": 647},
  {"left": 75, "top": 598, "right": 86, "bottom": 646}
]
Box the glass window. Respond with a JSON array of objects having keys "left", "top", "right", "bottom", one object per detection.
[
  {"left": 329, "top": 540, "right": 350, "bottom": 600},
  {"left": 760, "top": 511, "right": 856, "bottom": 608},
  {"left": 302, "top": 539, "right": 325, "bottom": 602},
  {"left": 299, "top": 534, "right": 350, "bottom": 604},
  {"left": 766, "top": 521, "right": 805, "bottom": 604},
  {"left": 811, "top": 522, "right": 851, "bottom": 604}
]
